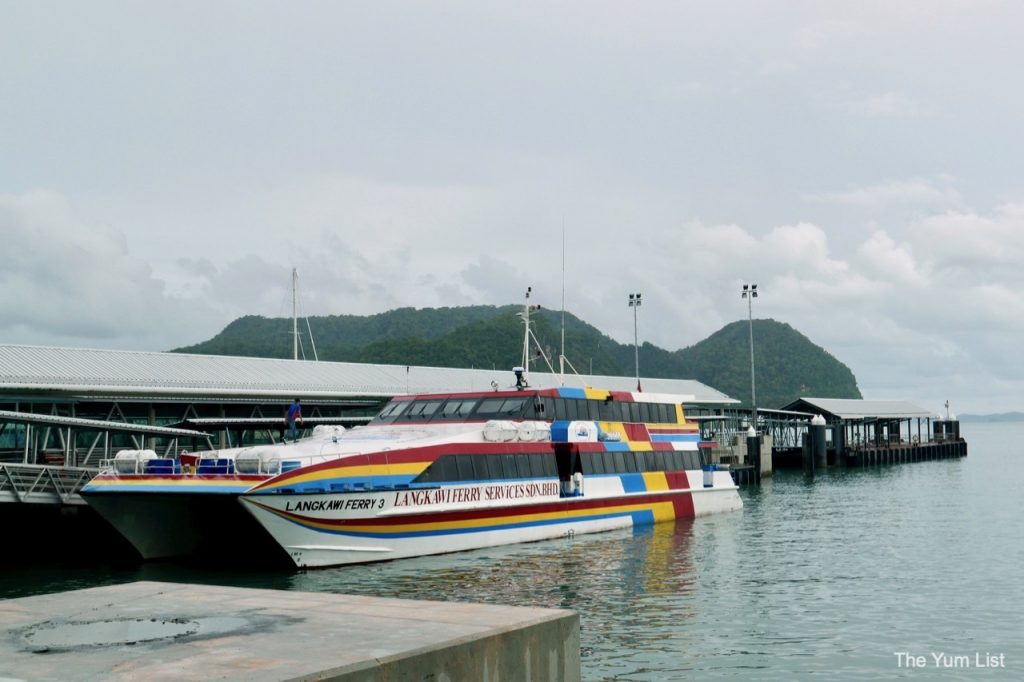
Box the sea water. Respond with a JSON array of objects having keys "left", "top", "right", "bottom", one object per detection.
[{"left": 3, "top": 422, "right": 1021, "bottom": 679}]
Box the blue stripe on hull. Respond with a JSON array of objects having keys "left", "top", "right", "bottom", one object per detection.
[{"left": 277, "top": 508, "right": 657, "bottom": 539}]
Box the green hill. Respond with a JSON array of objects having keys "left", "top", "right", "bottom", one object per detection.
[{"left": 172, "top": 307, "right": 861, "bottom": 407}]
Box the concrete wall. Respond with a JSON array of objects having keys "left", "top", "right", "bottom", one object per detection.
[{"left": 323, "top": 612, "right": 581, "bottom": 682}]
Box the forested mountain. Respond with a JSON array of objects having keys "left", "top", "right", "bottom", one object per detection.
[{"left": 172, "top": 307, "right": 861, "bottom": 408}]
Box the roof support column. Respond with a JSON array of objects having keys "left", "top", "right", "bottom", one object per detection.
[{"left": 219, "top": 404, "right": 227, "bottom": 450}]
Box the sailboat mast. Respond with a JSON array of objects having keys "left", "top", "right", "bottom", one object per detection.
[{"left": 292, "top": 267, "right": 298, "bottom": 361}]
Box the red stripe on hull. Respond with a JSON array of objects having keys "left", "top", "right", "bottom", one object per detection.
[{"left": 264, "top": 488, "right": 697, "bottom": 529}]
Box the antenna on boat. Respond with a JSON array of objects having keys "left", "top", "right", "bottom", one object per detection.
[
  {"left": 516, "top": 287, "right": 557, "bottom": 385},
  {"left": 521, "top": 287, "right": 532, "bottom": 381},
  {"left": 292, "top": 267, "right": 299, "bottom": 361},
  {"left": 290, "top": 268, "right": 319, "bottom": 362},
  {"left": 560, "top": 220, "right": 566, "bottom": 386}
]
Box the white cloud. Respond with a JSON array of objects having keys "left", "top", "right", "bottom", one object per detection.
[
  {"left": 810, "top": 178, "right": 961, "bottom": 208},
  {"left": 0, "top": 190, "right": 223, "bottom": 349},
  {"left": 846, "top": 92, "right": 921, "bottom": 118}
]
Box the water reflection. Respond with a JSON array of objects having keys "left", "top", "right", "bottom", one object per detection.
[{"left": 5, "top": 425, "right": 1023, "bottom": 679}]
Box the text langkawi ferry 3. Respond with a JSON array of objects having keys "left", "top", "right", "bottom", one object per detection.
[{"left": 240, "top": 368, "right": 743, "bottom": 568}]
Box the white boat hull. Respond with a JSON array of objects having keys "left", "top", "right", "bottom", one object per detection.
[{"left": 240, "top": 471, "right": 742, "bottom": 568}]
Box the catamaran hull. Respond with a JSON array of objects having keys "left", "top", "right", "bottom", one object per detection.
[
  {"left": 82, "top": 492, "right": 289, "bottom": 563},
  {"left": 240, "top": 472, "right": 742, "bottom": 568}
]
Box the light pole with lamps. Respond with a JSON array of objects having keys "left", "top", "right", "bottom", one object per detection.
[
  {"left": 629, "top": 293, "right": 642, "bottom": 391},
  {"left": 741, "top": 283, "right": 758, "bottom": 432}
]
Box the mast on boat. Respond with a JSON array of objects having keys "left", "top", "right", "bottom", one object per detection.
[
  {"left": 290, "top": 268, "right": 318, "bottom": 362},
  {"left": 292, "top": 267, "right": 299, "bottom": 361}
]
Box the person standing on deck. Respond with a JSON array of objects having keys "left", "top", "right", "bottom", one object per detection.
[{"left": 285, "top": 398, "right": 303, "bottom": 442}]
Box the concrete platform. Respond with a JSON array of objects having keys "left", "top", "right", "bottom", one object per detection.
[{"left": 0, "top": 581, "right": 580, "bottom": 681}]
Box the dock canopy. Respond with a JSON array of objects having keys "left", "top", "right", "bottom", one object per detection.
[{"left": 780, "top": 398, "right": 933, "bottom": 421}]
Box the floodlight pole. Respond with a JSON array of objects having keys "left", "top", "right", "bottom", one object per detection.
[
  {"left": 629, "top": 293, "right": 642, "bottom": 391},
  {"left": 742, "top": 283, "right": 758, "bottom": 432}
]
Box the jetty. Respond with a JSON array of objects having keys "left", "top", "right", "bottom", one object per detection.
[{"left": 0, "top": 581, "right": 580, "bottom": 681}]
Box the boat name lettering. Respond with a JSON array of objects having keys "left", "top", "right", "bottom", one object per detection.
[
  {"left": 484, "top": 482, "right": 560, "bottom": 501},
  {"left": 285, "top": 497, "right": 383, "bottom": 512},
  {"left": 394, "top": 487, "right": 482, "bottom": 507},
  {"left": 393, "top": 482, "right": 559, "bottom": 507}
]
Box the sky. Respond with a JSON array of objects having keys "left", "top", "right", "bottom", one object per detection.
[{"left": 2, "top": 1, "right": 1023, "bottom": 415}]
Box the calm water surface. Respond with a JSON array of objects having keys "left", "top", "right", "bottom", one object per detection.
[{"left": 3, "top": 422, "right": 1021, "bottom": 679}]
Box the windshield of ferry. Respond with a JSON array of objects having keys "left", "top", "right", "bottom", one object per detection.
[{"left": 373, "top": 396, "right": 532, "bottom": 424}]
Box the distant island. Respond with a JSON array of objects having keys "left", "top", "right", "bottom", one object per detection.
[
  {"left": 173, "top": 306, "right": 862, "bottom": 409},
  {"left": 958, "top": 412, "right": 1024, "bottom": 423}
]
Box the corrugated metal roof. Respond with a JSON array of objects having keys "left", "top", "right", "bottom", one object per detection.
[
  {"left": 782, "top": 398, "right": 934, "bottom": 420},
  {"left": 0, "top": 409, "right": 211, "bottom": 438},
  {"left": 0, "top": 344, "right": 737, "bottom": 405}
]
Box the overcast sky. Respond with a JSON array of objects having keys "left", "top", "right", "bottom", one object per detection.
[{"left": 2, "top": 1, "right": 1023, "bottom": 414}]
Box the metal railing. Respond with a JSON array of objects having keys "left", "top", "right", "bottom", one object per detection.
[{"left": 0, "top": 463, "right": 98, "bottom": 505}]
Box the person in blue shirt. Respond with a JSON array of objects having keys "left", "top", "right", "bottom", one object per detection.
[{"left": 285, "top": 398, "right": 302, "bottom": 442}]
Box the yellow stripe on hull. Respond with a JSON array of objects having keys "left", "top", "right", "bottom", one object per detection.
[{"left": 264, "top": 499, "right": 679, "bottom": 535}]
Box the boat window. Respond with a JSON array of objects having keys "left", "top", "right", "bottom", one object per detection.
[
  {"left": 564, "top": 399, "right": 579, "bottom": 420},
  {"left": 500, "top": 454, "right": 519, "bottom": 478},
  {"left": 404, "top": 400, "right": 443, "bottom": 421},
  {"left": 475, "top": 398, "right": 505, "bottom": 415},
  {"left": 531, "top": 397, "right": 547, "bottom": 418},
  {"left": 551, "top": 398, "right": 566, "bottom": 420},
  {"left": 620, "top": 451, "right": 635, "bottom": 473},
  {"left": 439, "top": 456, "right": 459, "bottom": 481},
  {"left": 473, "top": 397, "right": 527, "bottom": 419},
  {"left": 471, "top": 455, "right": 490, "bottom": 481},
  {"left": 374, "top": 400, "right": 410, "bottom": 422},
  {"left": 610, "top": 451, "right": 625, "bottom": 473},
  {"left": 628, "top": 403, "right": 642, "bottom": 423},
  {"left": 414, "top": 455, "right": 446, "bottom": 482},
  {"left": 652, "top": 451, "right": 667, "bottom": 471},
  {"left": 655, "top": 451, "right": 668, "bottom": 471},
  {"left": 501, "top": 398, "right": 527, "bottom": 417},
  {"left": 435, "top": 399, "right": 479, "bottom": 421},
  {"left": 455, "top": 455, "right": 476, "bottom": 481},
  {"left": 671, "top": 451, "right": 685, "bottom": 470},
  {"left": 661, "top": 451, "right": 674, "bottom": 471},
  {"left": 514, "top": 454, "right": 532, "bottom": 478},
  {"left": 632, "top": 451, "right": 647, "bottom": 471},
  {"left": 580, "top": 454, "right": 598, "bottom": 475},
  {"left": 638, "top": 403, "right": 652, "bottom": 423},
  {"left": 539, "top": 397, "right": 554, "bottom": 419}
]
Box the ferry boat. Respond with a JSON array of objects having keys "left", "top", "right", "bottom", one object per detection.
[
  {"left": 80, "top": 424, "right": 401, "bottom": 561},
  {"left": 239, "top": 382, "right": 743, "bottom": 568}
]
